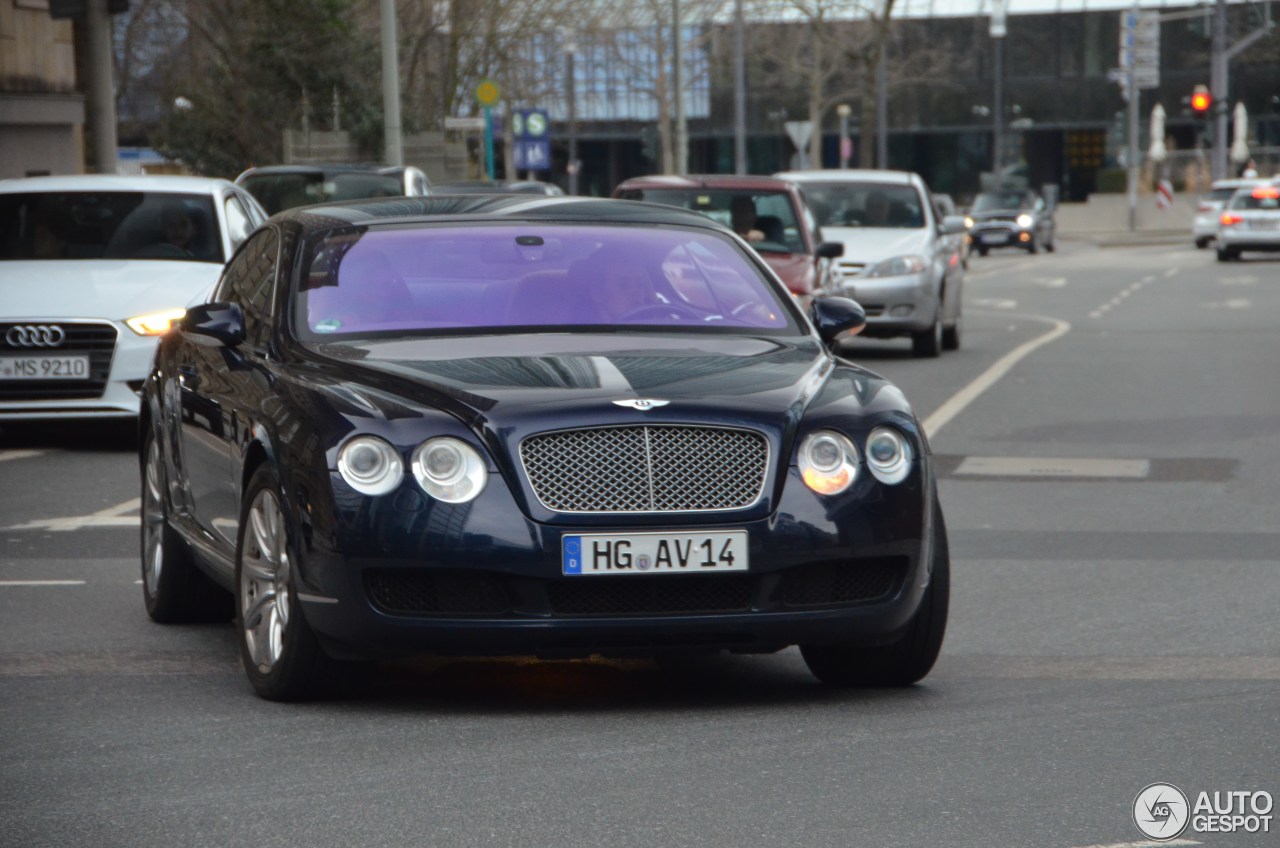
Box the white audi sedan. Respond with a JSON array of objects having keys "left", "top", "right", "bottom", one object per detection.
[{"left": 0, "top": 175, "right": 266, "bottom": 419}]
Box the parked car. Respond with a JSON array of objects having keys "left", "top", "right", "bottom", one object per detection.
[
  {"left": 1215, "top": 182, "right": 1280, "bottom": 261},
  {"left": 612, "top": 174, "right": 844, "bottom": 305},
  {"left": 0, "top": 175, "right": 266, "bottom": 420},
  {"left": 434, "top": 179, "right": 565, "bottom": 196},
  {"left": 235, "top": 163, "right": 431, "bottom": 215},
  {"left": 775, "top": 169, "right": 967, "bottom": 357},
  {"left": 1193, "top": 178, "right": 1265, "bottom": 249},
  {"left": 932, "top": 193, "right": 970, "bottom": 268},
  {"left": 139, "top": 194, "right": 949, "bottom": 700},
  {"left": 965, "top": 188, "right": 1056, "bottom": 254}
]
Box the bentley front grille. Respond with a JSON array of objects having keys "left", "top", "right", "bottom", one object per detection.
[
  {"left": 519, "top": 425, "right": 769, "bottom": 513},
  {"left": 0, "top": 321, "right": 117, "bottom": 401}
]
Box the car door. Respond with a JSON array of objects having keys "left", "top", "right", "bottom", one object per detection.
[{"left": 175, "top": 228, "right": 281, "bottom": 556}]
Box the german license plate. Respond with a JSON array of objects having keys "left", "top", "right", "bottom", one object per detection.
[
  {"left": 562, "top": 530, "right": 748, "bottom": 576},
  {"left": 0, "top": 355, "right": 89, "bottom": 380},
  {"left": 981, "top": 233, "right": 1008, "bottom": 244}
]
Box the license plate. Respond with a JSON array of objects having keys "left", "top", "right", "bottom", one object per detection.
[
  {"left": 0, "top": 355, "right": 89, "bottom": 381},
  {"left": 562, "top": 530, "right": 748, "bottom": 576},
  {"left": 981, "top": 233, "right": 1008, "bottom": 244}
]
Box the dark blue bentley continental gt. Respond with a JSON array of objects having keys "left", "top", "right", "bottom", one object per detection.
[{"left": 139, "top": 195, "right": 949, "bottom": 700}]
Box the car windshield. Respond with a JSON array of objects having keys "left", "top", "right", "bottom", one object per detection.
[
  {"left": 240, "top": 172, "right": 403, "bottom": 214},
  {"left": 972, "top": 191, "right": 1029, "bottom": 212},
  {"left": 615, "top": 188, "right": 805, "bottom": 254},
  {"left": 0, "top": 191, "right": 223, "bottom": 262},
  {"left": 794, "top": 182, "right": 925, "bottom": 229},
  {"left": 295, "top": 223, "right": 798, "bottom": 340}
]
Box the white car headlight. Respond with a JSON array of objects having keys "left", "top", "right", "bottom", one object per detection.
[
  {"left": 798, "top": 430, "right": 859, "bottom": 495},
  {"left": 337, "top": 436, "right": 404, "bottom": 496},
  {"left": 865, "top": 255, "right": 927, "bottom": 278},
  {"left": 865, "top": 426, "right": 913, "bottom": 485},
  {"left": 126, "top": 308, "right": 187, "bottom": 336},
  {"left": 412, "top": 437, "right": 488, "bottom": 503},
  {"left": 1016, "top": 213, "right": 1034, "bottom": 229},
  {"left": 963, "top": 216, "right": 974, "bottom": 229}
]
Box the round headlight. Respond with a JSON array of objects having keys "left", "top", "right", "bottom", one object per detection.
[
  {"left": 798, "top": 430, "right": 858, "bottom": 495},
  {"left": 412, "top": 437, "right": 487, "bottom": 503},
  {"left": 1016, "top": 213, "right": 1034, "bottom": 229},
  {"left": 865, "top": 426, "right": 913, "bottom": 485},
  {"left": 337, "top": 436, "right": 404, "bottom": 496}
]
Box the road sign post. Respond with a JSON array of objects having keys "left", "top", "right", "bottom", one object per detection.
[{"left": 475, "top": 80, "right": 500, "bottom": 180}]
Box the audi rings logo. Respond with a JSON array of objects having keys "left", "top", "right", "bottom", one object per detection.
[{"left": 5, "top": 325, "right": 66, "bottom": 348}]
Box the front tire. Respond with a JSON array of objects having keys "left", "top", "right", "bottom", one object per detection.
[
  {"left": 236, "top": 464, "right": 335, "bottom": 701},
  {"left": 1216, "top": 247, "right": 1238, "bottom": 262},
  {"left": 942, "top": 313, "right": 961, "bottom": 351},
  {"left": 801, "top": 504, "right": 950, "bottom": 687},
  {"left": 911, "top": 314, "right": 942, "bottom": 358},
  {"left": 1195, "top": 237, "right": 1211, "bottom": 250},
  {"left": 141, "top": 433, "right": 233, "bottom": 623}
]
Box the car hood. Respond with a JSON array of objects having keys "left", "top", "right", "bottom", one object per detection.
[
  {"left": 301, "top": 332, "right": 910, "bottom": 441},
  {"left": 756, "top": 251, "right": 813, "bottom": 292},
  {"left": 969, "top": 209, "right": 1023, "bottom": 221},
  {"left": 0, "top": 260, "right": 221, "bottom": 321},
  {"left": 819, "top": 227, "right": 931, "bottom": 263}
]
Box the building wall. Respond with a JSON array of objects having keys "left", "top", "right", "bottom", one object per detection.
[{"left": 0, "top": 0, "right": 84, "bottom": 177}]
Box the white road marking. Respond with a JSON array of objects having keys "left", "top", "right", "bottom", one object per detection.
[
  {"left": 1163, "top": 267, "right": 1180, "bottom": 278},
  {"left": 1032, "top": 276, "right": 1067, "bottom": 288},
  {"left": 1072, "top": 840, "right": 1200, "bottom": 848},
  {"left": 1220, "top": 275, "right": 1256, "bottom": 285},
  {"left": 0, "top": 449, "right": 44, "bottom": 463},
  {"left": 0, "top": 580, "right": 87, "bottom": 587},
  {"left": 971, "top": 297, "right": 1018, "bottom": 309},
  {"left": 5, "top": 497, "right": 140, "bottom": 532},
  {"left": 1201, "top": 298, "right": 1252, "bottom": 310},
  {"left": 921, "top": 311, "right": 1071, "bottom": 439},
  {"left": 954, "top": 456, "right": 1150, "bottom": 478}
]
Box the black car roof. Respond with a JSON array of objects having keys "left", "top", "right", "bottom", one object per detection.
[{"left": 273, "top": 195, "right": 729, "bottom": 232}]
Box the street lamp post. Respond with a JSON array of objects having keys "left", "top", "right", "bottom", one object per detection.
[
  {"left": 990, "top": 0, "right": 1007, "bottom": 180},
  {"left": 565, "top": 35, "right": 578, "bottom": 195},
  {"left": 837, "top": 104, "right": 852, "bottom": 169}
]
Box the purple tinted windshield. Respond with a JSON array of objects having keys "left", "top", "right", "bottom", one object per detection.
[{"left": 297, "top": 224, "right": 796, "bottom": 338}]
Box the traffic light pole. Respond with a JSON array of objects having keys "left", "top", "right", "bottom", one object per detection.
[{"left": 1210, "top": 0, "right": 1274, "bottom": 180}]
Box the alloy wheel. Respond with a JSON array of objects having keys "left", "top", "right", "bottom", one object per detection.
[
  {"left": 142, "top": 439, "right": 166, "bottom": 598},
  {"left": 240, "top": 488, "right": 292, "bottom": 674}
]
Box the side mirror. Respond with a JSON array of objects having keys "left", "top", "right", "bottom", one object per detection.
[
  {"left": 809, "top": 296, "right": 865, "bottom": 345},
  {"left": 940, "top": 215, "right": 968, "bottom": 235},
  {"left": 815, "top": 241, "right": 844, "bottom": 260},
  {"left": 182, "top": 302, "right": 246, "bottom": 348}
]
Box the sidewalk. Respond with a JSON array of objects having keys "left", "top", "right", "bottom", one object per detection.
[{"left": 1054, "top": 192, "right": 1194, "bottom": 247}]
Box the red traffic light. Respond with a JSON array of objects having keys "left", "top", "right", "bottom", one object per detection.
[{"left": 1190, "top": 85, "right": 1212, "bottom": 113}]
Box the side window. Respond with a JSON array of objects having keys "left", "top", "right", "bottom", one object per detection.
[
  {"left": 214, "top": 229, "right": 279, "bottom": 348},
  {"left": 224, "top": 195, "right": 255, "bottom": 252}
]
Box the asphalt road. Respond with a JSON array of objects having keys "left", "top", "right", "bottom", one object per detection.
[{"left": 1, "top": 240, "right": 1276, "bottom": 848}]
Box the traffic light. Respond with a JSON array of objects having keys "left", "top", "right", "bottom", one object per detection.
[{"left": 1190, "top": 85, "right": 1212, "bottom": 114}]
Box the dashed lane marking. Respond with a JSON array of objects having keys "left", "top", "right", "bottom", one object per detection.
[
  {"left": 5, "top": 497, "right": 140, "bottom": 531},
  {"left": 0, "top": 580, "right": 87, "bottom": 587},
  {"left": 0, "top": 450, "right": 44, "bottom": 463},
  {"left": 1071, "top": 840, "right": 1200, "bottom": 848},
  {"left": 953, "top": 457, "right": 1151, "bottom": 479},
  {"left": 1201, "top": 298, "right": 1252, "bottom": 310}
]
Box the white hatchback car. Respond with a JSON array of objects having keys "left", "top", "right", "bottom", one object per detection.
[
  {"left": 776, "top": 169, "right": 967, "bottom": 357},
  {"left": 1193, "top": 178, "right": 1264, "bottom": 249},
  {"left": 1215, "top": 182, "right": 1280, "bottom": 261},
  {"left": 0, "top": 175, "right": 267, "bottom": 420}
]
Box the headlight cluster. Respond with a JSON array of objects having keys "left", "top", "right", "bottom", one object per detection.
[
  {"left": 126, "top": 308, "right": 187, "bottom": 336},
  {"left": 1015, "top": 213, "right": 1034, "bottom": 229},
  {"left": 337, "top": 436, "right": 487, "bottom": 503},
  {"left": 798, "top": 426, "right": 914, "bottom": 494},
  {"left": 864, "top": 254, "right": 927, "bottom": 278}
]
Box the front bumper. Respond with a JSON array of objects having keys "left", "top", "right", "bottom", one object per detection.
[
  {"left": 830, "top": 273, "right": 936, "bottom": 336},
  {"left": 0, "top": 319, "right": 153, "bottom": 420},
  {"left": 970, "top": 225, "right": 1033, "bottom": 250},
  {"left": 296, "top": 464, "right": 937, "bottom": 659}
]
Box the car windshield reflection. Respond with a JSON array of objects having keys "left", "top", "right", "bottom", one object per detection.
[{"left": 296, "top": 224, "right": 798, "bottom": 339}]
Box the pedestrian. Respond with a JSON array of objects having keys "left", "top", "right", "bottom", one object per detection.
[{"left": 1240, "top": 158, "right": 1258, "bottom": 178}]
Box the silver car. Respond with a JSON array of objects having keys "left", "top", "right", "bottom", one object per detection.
[
  {"left": 776, "top": 169, "right": 967, "bottom": 357},
  {"left": 1215, "top": 183, "right": 1280, "bottom": 261},
  {"left": 1194, "top": 178, "right": 1265, "bottom": 249}
]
